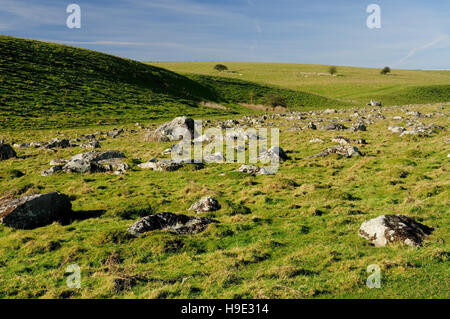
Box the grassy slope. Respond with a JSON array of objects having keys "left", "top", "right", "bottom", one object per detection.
[
  {"left": 149, "top": 62, "right": 450, "bottom": 105},
  {"left": 0, "top": 36, "right": 227, "bottom": 130},
  {"left": 0, "top": 36, "right": 344, "bottom": 130}
]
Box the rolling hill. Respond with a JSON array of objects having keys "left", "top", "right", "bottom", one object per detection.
[
  {"left": 149, "top": 62, "right": 450, "bottom": 106},
  {"left": 0, "top": 36, "right": 344, "bottom": 130}
]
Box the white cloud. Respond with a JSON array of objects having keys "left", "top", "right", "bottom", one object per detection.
[
  {"left": 131, "top": 0, "right": 243, "bottom": 20},
  {"left": 397, "top": 35, "right": 449, "bottom": 65},
  {"left": 0, "top": 0, "right": 62, "bottom": 25}
]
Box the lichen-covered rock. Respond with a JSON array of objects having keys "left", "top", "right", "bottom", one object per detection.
[
  {"left": 41, "top": 165, "right": 62, "bottom": 176},
  {"left": 319, "top": 123, "right": 347, "bottom": 131},
  {"left": 138, "top": 159, "right": 183, "bottom": 172},
  {"left": 237, "top": 164, "right": 272, "bottom": 176},
  {"left": 307, "top": 122, "right": 317, "bottom": 130},
  {"left": 127, "top": 213, "right": 218, "bottom": 236},
  {"left": 258, "top": 146, "right": 288, "bottom": 162},
  {"left": 0, "top": 193, "right": 72, "bottom": 229},
  {"left": 188, "top": 197, "right": 221, "bottom": 213},
  {"left": 350, "top": 122, "right": 367, "bottom": 132},
  {"left": 332, "top": 136, "right": 367, "bottom": 145},
  {"left": 307, "top": 145, "right": 362, "bottom": 158},
  {"left": 358, "top": 215, "right": 433, "bottom": 247},
  {"left": 0, "top": 143, "right": 16, "bottom": 160},
  {"left": 106, "top": 128, "right": 123, "bottom": 138},
  {"left": 154, "top": 117, "right": 195, "bottom": 142},
  {"left": 55, "top": 150, "right": 127, "bottom": 174},
  {"left": 95, "top": 158, "right": 130, "bottom": 173},
  {"left": 80, "top": 140, "right": 101, "bottom": 149},
  {"left": 388, "top": 125, "right": 406, "bottom": 134},
  {"left": 44, "top": 138, "right": 70, "bottom": 149}
]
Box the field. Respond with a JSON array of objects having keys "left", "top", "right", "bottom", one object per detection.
[
  {"left": 150, "top": 62, "right": 450, "bottom": 106},
  {"left": 0, "top": 36, "right": 449, "bottom": 299}
]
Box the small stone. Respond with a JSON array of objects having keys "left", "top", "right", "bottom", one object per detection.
[{"left": 188, "top": 197, "right": 221, "bottom": 213}]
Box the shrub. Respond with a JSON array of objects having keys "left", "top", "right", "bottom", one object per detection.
[
  {"left": 265, "top": 93, "right": 286, "bottom": 108},
  {"left": 380, "top": 66, "right": 391, "bottom": 75},
  {"left": 328, "top": 66, "right": 337, "bottom": 75},
  {"left": 214, "top": 64, "right": 228, "bottom": 72}
]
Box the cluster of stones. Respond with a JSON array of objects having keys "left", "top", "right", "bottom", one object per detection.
[{"left": 42, "top": 150, "right": 129, "bottom": 176}]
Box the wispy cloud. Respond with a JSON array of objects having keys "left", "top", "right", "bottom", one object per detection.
[
  {"left": 131, "top": 0, "right": 243, "bottom": 20},
  {"left": 0, "top": 0, "right": 62, "bottom": 25},
  {"left": 397, "top": 35, "right": 449, "bottom": 65}
]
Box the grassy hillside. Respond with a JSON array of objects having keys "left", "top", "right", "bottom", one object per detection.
[
  {"left": 149, "top": 62, "right": 450, "bottom": 105},
  {"left": 187, "top": 74, "right": 349, "bottom": 110},
  {"left": 0, "top": 36, "right": 344, "bottom": 130},
  {"left": 0, "top": 36, "right": 226, "bottom": 130}
]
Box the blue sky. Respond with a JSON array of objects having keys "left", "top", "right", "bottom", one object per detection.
[{"left": 1, "top": 0, "right": 449, "bottom": 69}]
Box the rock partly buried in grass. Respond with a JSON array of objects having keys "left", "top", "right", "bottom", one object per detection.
[
  {"left": 258, "top": 146, "right": 288, "bottom": 162},
  {"left": 349, "top": 121, "right": 367, "bottom": 132},
  {"left": 332, "top": 136, "right": 367, "bottom": 145},
  {"left": 152, "top": 116, "right": 195, "bottom": 142},
  {"left": 128, "top": 213, "right": 218, "bottom": 236},
  {"left": 106, "top": 128, "right": 123, "bottom": 138},
  {"left": 359, "top": 215, "right": 433, "bottom": 247},
  {"left": 306, "top": 122, "right": 317, "bottom": 130},
  {"left": 388, "top": 125, "right": 406, "bottom": 134},
  {"left": 41, "top": 165, "right": 62, "bottom": 177},
  {"left": 319, "top": 123, "right": 347, "bottom": 131},
  {"left": 237, "top": 164, "right": 273, "bottom": 176},
  {"left": 138, "top": 159, "right": 183, "bottom": 172},
  {"left": 44, "top": 138, "right": 70, "bottom": 149},
  {"left": 368, "top": 99, "right": 382, "bottom": 106},
  {"left": 189, "top": 197, "right": 221, "bottom": 213},
  {"left": 306, "top": 145, "right": 362, "bottom": 159},
  {"left": 0, "top": 192, "right": 72, "bottom": 229},
  {"left": 309, "top": 138, "right": 324, "bottom": 143},
  {"left": 399, "top": 124, "right": 444, "bottom": 137},
  {"left": 80, "top": 140, "right": 101, "bottom": 149},
  {"left": 0, "top": 143, "right": 16, "bottom": 160}
]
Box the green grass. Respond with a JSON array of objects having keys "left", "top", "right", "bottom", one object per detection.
[
  {"left": 0, "top": 103, "right": 448, "bottom": 299},
  {"left": 148, "top": 62, "right": 450, "bottom": 105}
]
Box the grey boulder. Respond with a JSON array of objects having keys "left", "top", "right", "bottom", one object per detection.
[
  {"left": 258, "top": 146, "right": 288, "bottom": 162},
  {"left": 60, "top": 150, "right": 127, "bottom": 174},
  {"left": 307, "top": 145, "right": 362, "bottom": 158},
  {"left": 128, "top": 212, "right": 218, "bottom": 236},
  {"left": 0, "top": 143, "right": 16, "bottom": 160},
  {"left": 154, "top": 117, "right": 195, "bottom": 142},
  {"left": 358, "top": 214, "right": 433, "bottom": 247},
  {"left": 0, "top": 192, "right": 72, "bottom": 229},
  {"left": 188, "top": 197, "right": 221, "bottom": 213}
]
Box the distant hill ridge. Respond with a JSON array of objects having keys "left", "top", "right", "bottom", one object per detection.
[{"left": 0, "top": 35, "right": 349, "bottom": 129}]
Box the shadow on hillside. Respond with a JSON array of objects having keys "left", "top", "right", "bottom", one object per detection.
[{"left": 69, "top": 209, "right": 106, "bottom": 222}]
